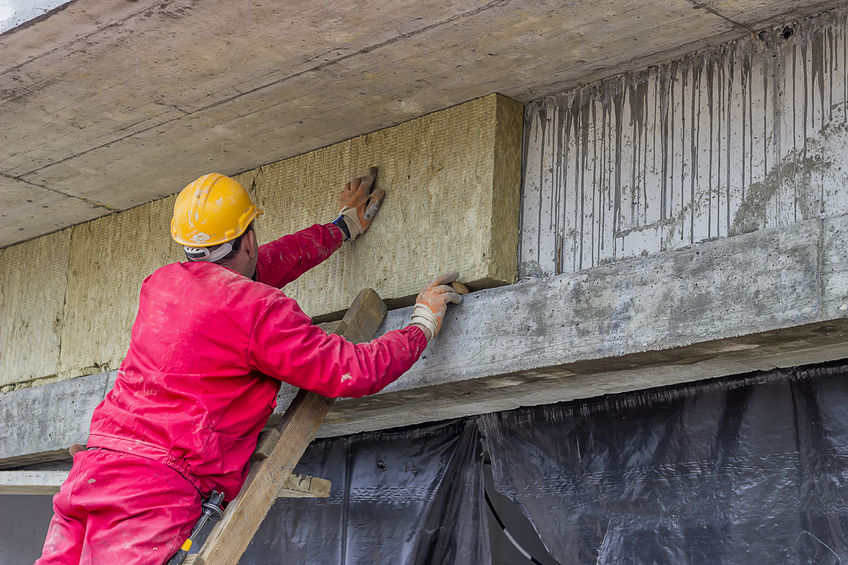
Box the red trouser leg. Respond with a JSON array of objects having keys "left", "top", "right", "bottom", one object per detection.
[
  {"left": 36, "top": 448, "right": 201, "bottom": 565},
  {"left": 36, "top": 465, "right": 87, "bottom": 565}
]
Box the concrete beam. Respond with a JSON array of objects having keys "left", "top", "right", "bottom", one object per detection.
[
  {"left": 316, "top": 214, "right": 848, "bottom": 435},
  {"left": 0, "top": 469, "right": 329, "bottom": 498},
  {"left": 0, "top": 471, "right": 68, "bottom": 495},
  {"left": 0, "top": 372, "right": 113, "bottom": 469},
  {"left": 2, "top": 215, "right": 847, "bottom": 464},
  {"left": 520, "top": 16, "right": 848, "bottom": 279}
]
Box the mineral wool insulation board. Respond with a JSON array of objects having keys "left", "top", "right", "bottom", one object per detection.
[
  {"left": 0, "top": 230, "right": 71, "bottom": 387},
  {"left": 253, "top": 94, "right": 522, "bottom": 318},
  {"left": 0, "top": 94, "right": 522, "bottom": 386},
  {"left": 57, "top": 197, "right": 185, "bottom": 380}
]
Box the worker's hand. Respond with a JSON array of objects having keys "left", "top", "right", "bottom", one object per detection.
[
  {"left": 337, "top": 166, "right": 385, "bottom": 241},
  {"left": 410, "top": 272, "right": 469, "bottom": 340}
]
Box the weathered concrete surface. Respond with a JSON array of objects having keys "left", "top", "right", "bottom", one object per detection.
[
  {"left": 2, "top": 0, "right": 844, "bottom": 247},
  {"left": 316, "top": 215, "right": 848, "bottom": 435},
  {"left": 700, "top": 0, "right": 845, "bottom": 27},
  {"left": 0, "top": 471, "right": 68, "bottom": 495},
  {"left": 0, "top": 372, "right": 112, "bottom": 468},
  {"left": 521, "top": 7, "right": 848, "bottom": 277},
  {"left": 0, "top": 175, "right": 102, "bottom": 245},
  {"left": 4, "top": 215, "right": 848, "bottom": 462}
]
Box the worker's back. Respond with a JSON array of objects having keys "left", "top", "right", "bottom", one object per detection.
[{"left": 88, "top": 260, "right": 282, "bottom": 501}]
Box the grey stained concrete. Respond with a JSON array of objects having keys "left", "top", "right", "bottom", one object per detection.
[
  {"left": 521, "top": 7, "right": 848, "bottom": 278},
  {"left": 0, "top": 471, "right": 68, "bottom": 495},
  {"left": 1, "top": 0, "right": 844, "bottom": 247},
  {"left": 0, "top": 372, "right": 113, "bottom": 468},
  {"left": 0, "top": 1, "right": 71, "bottom": 34},
  {"left": 4, "top": 214, "right": 848, "bottom": 464},
  {"left": 316, "top": 214, "right": 848, "bottom": 436}
]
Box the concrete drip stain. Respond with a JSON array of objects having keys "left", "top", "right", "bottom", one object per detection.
[{"left": 521, "top": 7, "right": 848, "bottom": 279}]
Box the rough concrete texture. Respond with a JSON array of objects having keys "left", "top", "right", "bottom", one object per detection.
[
  {"left": 0, "top": 471, "right": 68, "bottom": 494},
  {"left": 521, "top": 8, "right": 848, "bottom": 277},
  {"left": 0, "top": 175, "right": 103, "bottom": 246},
  {"left": 58, "top": 199, "right": 183, "bottom": 380},
  {"left": 0, "top": 1, "right": 72, "bottom": 34},
  {"left": 0, "top": 229, "right": 70, "bottom": 386},
  {"left": 0, "top": 371, "right": 112, "bottom": 468},
  {"left": 254, "top": 94, "right": 522, "bottom": 317},
  {"left": 2, "top": 0, "right": 844, "bottom": 247},
  {"left": 5, "top": 215, "right": 848, "bottom": 461},
  {"left": 316, "top": 215, "right": 848, "bottom": 436},
  {"left": 700, "top": 0, "right": 846, "bottom": 28}
]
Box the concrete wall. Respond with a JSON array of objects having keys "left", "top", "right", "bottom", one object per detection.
[
  {"left": 0, "top": 94, "right": 522, "bottom": 388},
  {"left": 521, "top": 8, "right": 848, "bottom": 277}
]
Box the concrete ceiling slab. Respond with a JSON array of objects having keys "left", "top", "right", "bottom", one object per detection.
[
  {"left": 1, "top": 0, "right": 843, "bottom": 247},
  {"left": 0, "top": 175, "right": 105, "bottom": 244},
  {"left": 0, "top": 1, "right": 72, "bottom": 35}
]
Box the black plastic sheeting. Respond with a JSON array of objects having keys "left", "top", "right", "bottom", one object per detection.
[
  {"left": 241, "top": 419, "right": 490, "bottom": 564},
  {"left": 240, "top": 362, "right": 848, "bottom": 564}
]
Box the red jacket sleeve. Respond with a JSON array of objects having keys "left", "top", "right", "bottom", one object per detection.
[
  {"left": 255, "top": 223, "right": 344, "bottom": 289},
  {"left": 248, "top": 294, "right": 428, "bottom": 398}
]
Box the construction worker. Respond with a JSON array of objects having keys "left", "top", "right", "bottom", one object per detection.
[{"left": 36, "top": 168, "right": 463, "bottom": 564}]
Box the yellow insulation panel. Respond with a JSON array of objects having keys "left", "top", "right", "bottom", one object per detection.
[
  {"left": 253, "top": 94, "right": 523, "bottom": 318},
  {"left": 2, "top": 95, "right": 521, "bottom": 384},
  {"left": 489, "top": 97, "right": 524, "bottom": 284},
  {"left": 0, "top": 230, "right": 71, "bottom": 386},
  {"left": 58, "top": 198, "right": 184, "bottom": 378}
]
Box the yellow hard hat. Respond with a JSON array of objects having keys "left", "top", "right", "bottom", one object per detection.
[{"left": 171, "top": 173, "right": 263, "bottom": 247}]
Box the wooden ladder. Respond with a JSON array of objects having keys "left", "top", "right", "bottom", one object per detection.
[{"left": 184, "top": 288, "right": 387, "bottom": 565}]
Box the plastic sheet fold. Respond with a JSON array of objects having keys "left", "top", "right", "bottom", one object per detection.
[
  {"left": 240, "top": 419, "right": 489, "bottom": 564},
  {"left": 482, "top": 364, "right": 848, "bottom": 564}
]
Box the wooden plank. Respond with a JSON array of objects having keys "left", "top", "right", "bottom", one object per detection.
[
  {"left": 250, "top": 428, "right": 281, "bottom": 461},
  {"left": 0, "top": 469, "right": 329, "bottom": 499},
  {"left": 278, "top": 473, "right": 331, "bottom": 499},
  {"left": 0, "top": 449, "right": 72, "bottom": 471},
  {"left": 316, "top": 319, "right": 347, "bottom": 335},
  {"left": 195, "top": 288, "right": 386, "bottom": 565}
]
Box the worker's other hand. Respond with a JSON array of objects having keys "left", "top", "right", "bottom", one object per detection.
[
  {"left": 410, "top": 272, "right": 469, "bottom": 340},
  {"left": 338, "top": 166, "right": 385, "bottom": 241}
]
